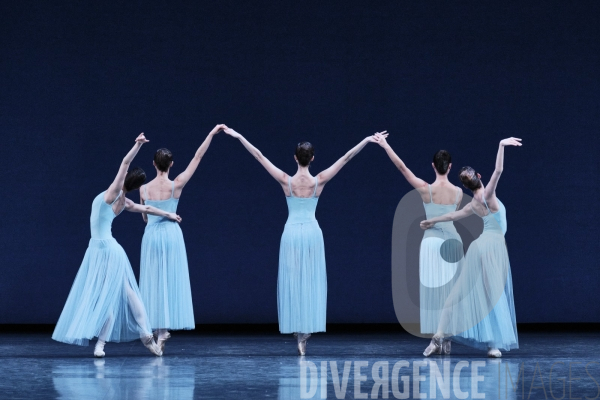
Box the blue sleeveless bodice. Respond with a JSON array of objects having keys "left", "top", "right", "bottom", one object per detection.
[
  {"left": 482, "top": 197, "right": 507, "bottom": 235},
  {"left": 144, "top": 182, "right": 179, "bottom": 226},
  {"left": 423, "top": 185, "right": 461, "bottom": 240},
  {"left": 285, "top": 177, "right": 319, "bottom": 225},
  {"left": 90, "top": 191, "right": 124, "bottom": 240}
]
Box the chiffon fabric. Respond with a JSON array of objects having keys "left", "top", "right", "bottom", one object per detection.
[
  {"left": 52, "top": 191, "right": 153, "bottom": 346},
  {"left": 419, "top": 185, "right": 463, "bottom": 334},
  {"left": 437, "top": 198, "right": 518, "bottom": 351},
  {"left": 277, "top": 177, "right": 327, "bottom": 334},
  {"left": 139, "top": 182, "right": 195, "bottom": 331}
]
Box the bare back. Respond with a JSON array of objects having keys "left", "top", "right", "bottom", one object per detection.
[
  {"left": 142, "top": 179, "right": 179, "bottom": 202},
  {"left": 421, "top": 181, "right": 462, "bottom": 206},
  {"left": 282, "top": 173, "right": 319, "bottom": 198},
  {"left": 471, "top": 186, "right": 501, "bottom": 216}
]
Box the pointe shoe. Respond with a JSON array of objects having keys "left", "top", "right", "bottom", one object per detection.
[
  {"left": 301, "top": 334, "right": 311, "bottom": 355},
  {"left": 297, "top": 340, "right": 305, "bottom": 356},
  {"left": 142, "top": 335, "right": 163, "bottom": 357},
  {"left": 442, "top": 340, "right": 451, "bottom": 355},
  {"left": 487, "top": 348, "right": 502, "bottom": 358},
  {"left": 423, "top": 336, "right": 442, "bottom": 357},
  {"left": 94, "top": 341, "right": 106, "bottom": 358},
  {"left": 157, "top": 332, "right": 171, "bottom": 353},
  {"left": 296, "top": 333, "right": 311, "bottom": 356}
]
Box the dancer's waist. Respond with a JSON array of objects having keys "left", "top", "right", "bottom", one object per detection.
[
  {"left": 423, "top": 224, "right": 459, "bottom": 239},
  {"left": 481, "top": 228, "right": 505, "bottom": 237},
  {"left": 285, "top": 217, "right": 318, "bottom": 225},
  {"left": 146, "top": 218, "right": 178, "bottom": 227},
  {"left": 88, "top": 237, "right": 118, "bottom": 248}
]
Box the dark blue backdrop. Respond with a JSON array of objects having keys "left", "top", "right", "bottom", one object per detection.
[{"left": 1, "top": 1, "right": 598, "bottom": 324}]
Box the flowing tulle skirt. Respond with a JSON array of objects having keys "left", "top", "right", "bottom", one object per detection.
[
  {"left": 439, "top": 231, "right": 518, "bottom": 351},
  {"left": 52, "top": 238, "right": 152, "bottom": 346},
  {"left": 140, "top": 222, "right": 195, "bottom": 330},
  {"left": 419, "top": 236, "right": 462, "bottom": 333},
  {"left": 277, "top": 221, "right": 327, "bottom": 334}
]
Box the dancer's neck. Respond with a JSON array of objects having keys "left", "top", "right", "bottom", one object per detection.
[
  {"left": 295, "top": 164, "right": 312, "bottom": 177},
  {"left": 433, "top": 172, "right": 450, "bottom": 184},
  {"left": 154, "top": 169, "right": 170, "bottom": 181}
]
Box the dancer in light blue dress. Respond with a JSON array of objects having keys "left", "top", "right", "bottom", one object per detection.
[
  {"left": 139, "top": 125, "right": 225, "bottom": 352},
  {"left": 375, "top": 134, "right": 463, "bottom": 355},
  {"left": 421, "top": 137, "right": 522, "bottom": 357},
  {"left": 52, "top": 133, "right": 182, "bottom": 358},
  {"left": 223, "top": 126, "right": 386, "bottom": 355}
]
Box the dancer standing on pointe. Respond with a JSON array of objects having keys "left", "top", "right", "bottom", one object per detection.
[
  {"left": 223, "top": 126, "right": 386, "bottom": 355},
  {"left": 374, "top": 133, "right": 463, "bottom": 355},
  {"left": 421, "top": 138, "right": 522, "bottom": 357},
  {"left": 139, "top": 124, "right": 225, "bottom": 352},
  {"left": 52, "top": 133, "right": 182, "bottom": 358}
]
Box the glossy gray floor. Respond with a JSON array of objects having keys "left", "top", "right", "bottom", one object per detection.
[{"left": 1, "top": 331, "right": 599, "bottom": 399}]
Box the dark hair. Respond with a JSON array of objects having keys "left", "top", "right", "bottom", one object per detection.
[
  {"left": 154, "top": 148, "right": 173, "bottom": 172},
  {"left": 459, "top": 166, "right": 482, "bottom": 191},
  {"left": 433, "top": 150, "right": 452, "bottom": 175},
  {"left": 295, "top": 142, "right": 314, "bottom": 167},
  {"left": 124, "top": 167, "right": 147, "bottom": 192}
]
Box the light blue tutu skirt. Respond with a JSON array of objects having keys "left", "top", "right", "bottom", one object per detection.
[
  {"left": 139, "top": 222, "right": 195, "bottom": 330},
  {"left": 52, "top": 238, "right": 152, "bottom": 346},
  {"left": 419, "top": 235, "right": 462, "bottom": 334},
  {"left": 277, "top": 221, "right": 327, "bottom": 334},
  {"left": 439, "top": 231, "right": 518, "bottom": 351}
]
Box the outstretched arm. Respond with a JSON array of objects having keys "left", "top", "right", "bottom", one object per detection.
[
  {"left": 124, "top": 198, "right": 182, "bottom": 222},
  {"left": 174, "top": 124, "right": 226, "bottom": 190},
  {"left": 105, "top": 133, "right": 149, "bottom": 204},
  {"left": 420, "top": 203, "right": 474, "bottom": 229},
  {"left": 223, "top": 127, "right": 288, "bottom": 185},
  {"left": 316, "top": 132, "right": 387, "bottom": 185},
  {"left": 485, "top": 137, "right": 522, "bottom": 198},
  {"left": 375, "top": 133, "right": 427, "bottom": 190}
]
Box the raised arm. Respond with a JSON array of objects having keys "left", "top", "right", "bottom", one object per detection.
[
  {"left": 375, "top": 133, "right": 428, "bottom": 190},
  {"left": 316, "top": 132, "right": 387, "bottom": 185},
  {"left": 124, "top": 198, "right": 182, "bottom": 222},
  {"left": 420, "top": 203, "right": 474, "bottom": 229},
  {"left": 223, "top": 127, "right": 288, "bottom": 185},
  {"left": 174, "top": 124, "right": 226, "bottom": 190},
  {"left": 105, "top": 133, "right": 149, "bottom": 204},
  {"left": 485, "top": 137, "right": 522, "bottom": 198}
]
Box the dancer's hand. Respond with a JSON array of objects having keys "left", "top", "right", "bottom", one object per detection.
[
  {"left": 372, "top": 131, "right": 389, "bottom": 147},
  {"left": 209, "top": 124, "right": 227, "bottom": 136},
  {"left": 500, "top": 137, "right": 522, "bottom": 147},
  {"left": 135, "top": 132, "right": 149, "bottom": 144},
  {"left": 167, "top": 213, "right": 182, "bottom": 223},
  {"left": 420, "top": 220, "right": 434, "bottom": 230},
  {"left": 223, "top": 127, "right": 242, "bottom": 139}
]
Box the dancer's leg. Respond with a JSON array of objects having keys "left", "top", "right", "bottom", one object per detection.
[
  {"left": 94, "top": 315, "right": 114, "bottom": 357},
  {"left": 295, "top": 333, "right": 311, "bottom": 356},
  {"left": 156, "top": 329, "right": 169, "bottom": 339},
  {"left": 155, "top": 328, "right": 171, "bottom": 353},
  {"left": 124, "top": 283, "right": 151, "bottom": 336},
  {"left": 98, "top": 314, "right": 114, "bottom": 342},
  {"left": 124, "top": 282, "right": 162, "bottom": 356}
]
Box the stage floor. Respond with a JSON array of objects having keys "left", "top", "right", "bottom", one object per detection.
[{"left": 1, "top": 331, "right": 598, "bottom": 399}]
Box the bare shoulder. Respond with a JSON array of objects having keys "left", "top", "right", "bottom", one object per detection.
[{"left": 415, "top": 183, "right": 430, "bottom": 201}]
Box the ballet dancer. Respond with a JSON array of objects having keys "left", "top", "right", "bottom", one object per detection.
[
  {"left": 52, "top": 133, "right": 182, "bottom": 358},
  {"left": 223, "top": 126, "right": 387, "bottom": 355},
  {"left": 374, "top": 133, "right": 463, "bottom": 355},
  {"left": 421, "top": 137, "right": 522, "bottom": 357},
  {"left": 139, "top": 124, "right": 226, "bottom": 352}
]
